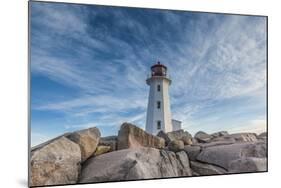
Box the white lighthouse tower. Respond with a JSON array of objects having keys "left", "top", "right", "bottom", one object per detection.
[{"left": 145, "top": 62, "right": 173, "bottom": 135}]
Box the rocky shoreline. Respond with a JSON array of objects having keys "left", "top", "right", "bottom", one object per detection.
[{"left": 30, "top": 122, "right": 267, "bottom": 187}]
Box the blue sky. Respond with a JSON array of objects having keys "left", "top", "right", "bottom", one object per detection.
[{"left": 30, "top": 2, "right": 267, "bottom": 146}]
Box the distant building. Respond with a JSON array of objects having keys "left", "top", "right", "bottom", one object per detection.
[
  {"left": 145, "top": 62, "right": 182, "bottom": 135},
  {"left": 172, "top": 119, "right": 182, "bottom": 131}
]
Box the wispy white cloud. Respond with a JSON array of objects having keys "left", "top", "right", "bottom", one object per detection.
[
  {"left": 64, "top": 111, "right": 146, "bottom": 134},
  {"left": 228, "top": 119, "right": 267, "bottom": 134},
  {"left": 35, "top": 94, "right": 146, "bottom": 114}
]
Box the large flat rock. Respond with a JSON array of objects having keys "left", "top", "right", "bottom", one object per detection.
[
  {"left": 228, "top": 157, "right": 267, "bottom": 173},
  {"left": 196, "top": 141, "right": 266, "bottom": 170},
  {"left": 30, "top": 136, "right": 81, "bottom": 187},
  {"left": 79, "top": 147, "right": 192, "bottom": 183},
  {"left": 195, "top": 140, "right": 236, "bottom": 148},
  {"left": 228, "top": 133, "right": 258, "bottom": 142},
  {"left": 117, "top": 123, "right": 165, "bottom": 150}
]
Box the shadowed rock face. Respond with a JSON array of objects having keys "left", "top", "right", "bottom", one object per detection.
[
  {"left": 30, "top": 136, "right": 81, "bottom": 187},
  {"left": 99, "top": 136, "right": 118, "bottom": 152},
  {"left": 184, "top": 145, "right": 201, "bottom": 161},
  {"left": 190, "top": 161, "right": 227, "bottom": 175},
  {"left": 117, "top": 123, "right": 165, "bottom": 150},
  {"left": 66, "top": 127, "right": 101, "bottom": 162},
  {"left": 79, "top": 147, "right": 192, "bottom": 183},
  {"left": 168, "top": 140, "right": 184, "bottom": 152},
  {"left": 259, "top": 132, "right": 267, "bottom": 138},
  {"left": 258, "top": 132, "right": 267, "bottom": 141}
]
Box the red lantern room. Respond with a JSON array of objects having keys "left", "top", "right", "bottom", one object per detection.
[{"left": 151, "top": 61, "right": 167, "bottom": 77}]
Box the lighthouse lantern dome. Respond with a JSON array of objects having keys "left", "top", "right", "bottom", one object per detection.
[{"left": 151, "top": 61, "right": 167, "bottom": 77}]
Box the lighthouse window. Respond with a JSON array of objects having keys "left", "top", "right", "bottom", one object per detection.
[
  {"left": 157, "top": 101, "right": 161, "bottom": 109},
  {"left": 157, "top": 84, "right": 161, "bottom": 91},
  {"left": 157, "top": 121, "right": 161, "bottom": 129}
]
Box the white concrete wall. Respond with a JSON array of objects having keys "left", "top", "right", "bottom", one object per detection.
[{"left": 145, "top": 77, "right": 172, "bottom": 135}]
